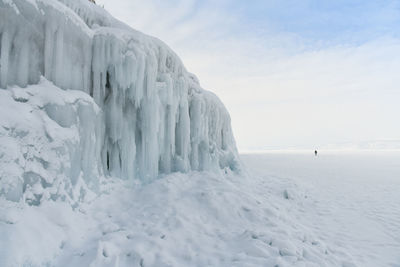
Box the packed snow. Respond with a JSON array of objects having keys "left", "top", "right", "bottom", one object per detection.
[
  {"left": 242, "top": 151, "right": 400, "bottom": 266},
  {"left": 2, "top": 151, "right": 399, "bottom": 266}
]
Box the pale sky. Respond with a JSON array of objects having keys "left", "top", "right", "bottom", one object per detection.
[{"left": 97, "top": 0, "right": 400, "bottom": 151}]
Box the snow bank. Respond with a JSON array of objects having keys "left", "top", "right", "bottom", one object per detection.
[
  {"left": 0, "top": 0, "right": 239, "bottom": 201},
  {"left": 0, "top": 170, "right": 355, "bottom": 267}
]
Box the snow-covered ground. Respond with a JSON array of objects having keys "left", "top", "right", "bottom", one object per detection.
[
  {"left": 2, "top": 151, "right": 399, "bottom": 266},
  {"left": 242, "top": 151, "right": 400, "bottom": 266}
]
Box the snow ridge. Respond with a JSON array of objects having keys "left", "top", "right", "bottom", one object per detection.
[{"left": 0, "top": 0, "right": 239, "bottom": 202}]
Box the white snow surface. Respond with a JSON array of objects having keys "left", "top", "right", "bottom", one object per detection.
[
  {"left": 242, "top": 152, "right": 400, "bottom": 267},
  {"left": 2, "top": 151, "right": 399, "bottom": 266}
]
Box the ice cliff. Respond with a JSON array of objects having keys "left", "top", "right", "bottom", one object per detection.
[{"left": 0, "top": 0, "right": 239, "bottom": 203}]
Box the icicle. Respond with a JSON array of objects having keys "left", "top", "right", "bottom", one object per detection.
[{"left": 0, "top": 0, "right": 240, "bottom": 185}]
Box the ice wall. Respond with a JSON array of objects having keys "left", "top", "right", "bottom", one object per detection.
[{"left": 0, "top": 0, "right": 239, "bottom": 184}]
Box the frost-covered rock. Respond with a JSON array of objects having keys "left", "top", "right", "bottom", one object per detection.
[{"left": 0, "top": 0, "right": 239, "bottom": 202}]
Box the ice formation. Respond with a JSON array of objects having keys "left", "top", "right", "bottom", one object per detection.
[
  {"left": 0, "top": 0, "right": 239, "bottom": 202},
  {"left": 0, "top": 79, "right": 103, "bottom": 204}
]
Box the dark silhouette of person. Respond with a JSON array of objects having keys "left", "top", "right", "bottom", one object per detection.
[{"left": 315, "top": 150, "right": 318, "bottom": 156}]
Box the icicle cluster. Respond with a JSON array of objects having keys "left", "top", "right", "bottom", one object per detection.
[{"left": 0, "top": 0, "right": 239, "bottom": 185}]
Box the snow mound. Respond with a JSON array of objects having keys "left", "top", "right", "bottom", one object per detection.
[{"left": 0, "top": 0, "right": 239, "bottom": 202}]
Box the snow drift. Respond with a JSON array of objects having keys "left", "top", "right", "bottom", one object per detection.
[{"left": 0, "top": 0, "right": 239, "bottom": 202}]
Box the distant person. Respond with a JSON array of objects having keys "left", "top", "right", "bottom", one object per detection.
[{"left": 315, "top": 150, "right": 318, "bottom": 156}]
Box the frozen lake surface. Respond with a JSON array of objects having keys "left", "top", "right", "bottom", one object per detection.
[{"left": 242, "top": 151, "right": 400, "bottom": 266}]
